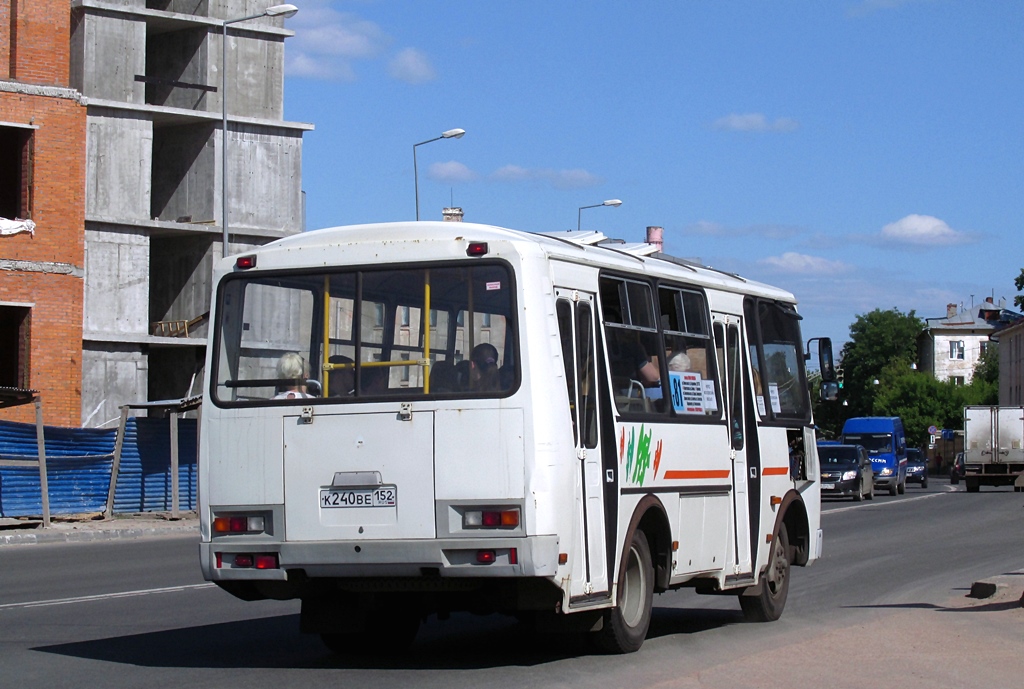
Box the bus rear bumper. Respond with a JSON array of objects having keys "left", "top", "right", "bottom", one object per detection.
[{"left": 201, "top": 534, "right": 561, "bottom": 582}]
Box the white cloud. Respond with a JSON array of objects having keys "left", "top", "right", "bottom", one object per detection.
[
  {"left": 287, "top": 6, "right": 391, "bottom": 80},
  {"left": 489, "top": 165, "right": 603, "bottom": 190},
  {"left": 879, "top": 214, "right": 970, "bottom": 246},
  {"left": 712, "top": 113, "right": 800, "bottom": 133},
  {"left": 388, "top": 47, "right": 436, "bottom": 84},
  {"left": 427, "top": 161, "right": 477, "bottom": 183},
  {"left": 491, "top": 165, "right": 533, "bottom": 183},
  {"left": 285, "top": 52, "right": 356, "bottom": 81},
  {"left": 759, "top": 252, "right": 850, "bottom": 275}
]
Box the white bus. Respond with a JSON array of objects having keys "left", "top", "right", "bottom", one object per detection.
[{"left": 198, "top": 221, "right": 835, "bottom": 654}]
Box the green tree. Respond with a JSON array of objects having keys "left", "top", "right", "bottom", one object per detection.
[
  {"left": 873, "top": 369, "right": 996, "bottom": 448},
  {"left": 1015, "top": 269, "right": 1024, "bottom": 310},
  {"left": 973, "top": 342, "right": 999, "bottom": 386},
  {"left": 838, "top": 308, "right": 925, "bottom": 418}
]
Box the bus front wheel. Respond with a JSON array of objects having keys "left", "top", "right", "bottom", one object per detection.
[
  {"left": 594, "top": 529, "right": 654, "bottom": 654},
  {"left": 740, "top": 524, "right": 790, "bottom": 623}
]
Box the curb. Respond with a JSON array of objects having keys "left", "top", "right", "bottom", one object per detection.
[
  {"left": 0, "top": 517, "right": 199, "bottom": 547},
  {"left": 967, "top": 569, "right": 1024, "bottom": 607}
]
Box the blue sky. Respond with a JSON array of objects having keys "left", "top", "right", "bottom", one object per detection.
[{"left": 281, "top": 0, "right": 1023, "bottom": 348}]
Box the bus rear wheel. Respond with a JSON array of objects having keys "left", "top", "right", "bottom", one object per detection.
[
  {"left": 593, "top": 529, "right": 654, "bottom": 654},
  {"left": 740, "top": 524, "right": 790, "bottom": 623}
]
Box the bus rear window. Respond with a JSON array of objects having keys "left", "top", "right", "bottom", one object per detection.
[{"left": 212, "top": 263, "right": 516, "bottom": 405}]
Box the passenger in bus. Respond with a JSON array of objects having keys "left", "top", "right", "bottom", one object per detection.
[
  {"left": 611, "top": 333, "right": 661, "bottom": 388},
  {"left": 274, "top": 353, "right": 314, "bottom": 399},
  {"left": 360, "top": 367, "right": 389, "bottom": 395},
  {"left": 327, "top": 355, "right": 355, "bottom": 396},
  {"left": 470, "top": 342, "right": 501, "bottom": 392},
  {"left": 429, "top": 360, "right": 458, "bottom": 393},
  {"left": 454, "top": 360, "right": 472, "bottom": 390},
  {"left": 668, "top": 351, "right": 691, "bottom": 372}
]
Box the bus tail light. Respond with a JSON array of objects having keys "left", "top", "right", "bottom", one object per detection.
[
  {"left": 466, "top": 242, "right": 489, "bottom": 257},
  {"left": 235, "top": 255, "right": 257, "bottom": 270},
  {"left": 463, "top": 508, "right": 520, "bottom": 529},
  {"left": 213, "top": 514, "right": 266, "bottom": 534},
  {"left": 476, "top": 550, "right": 496, "bottom": 564},
  {"left": 255, "top": 554, "right": 279, "bottom": 570}
]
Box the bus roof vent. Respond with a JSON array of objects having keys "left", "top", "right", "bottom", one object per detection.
[
  {"left": 614, "top": 242, "right": 660, "bottom": 257},
  {"left": 539, "top": 230, "right": 608, "bottom": 246}
]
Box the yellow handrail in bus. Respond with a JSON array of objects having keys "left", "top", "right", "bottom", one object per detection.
[
  {"left": 322, "top": 275, "right": 331, "bottom": 396},
  {"left": 318, "top": 271, "right": 433, "bottom": 394},
  {"left": 423, "top": 270, "right": 431, "bottom": 393}
]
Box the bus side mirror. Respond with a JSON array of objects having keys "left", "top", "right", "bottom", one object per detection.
[
  {"left": 817, "top": 338, "right": 836, "bottom": 382},
  {"left": 820, "top": 381, "right": 839, "bottom": 402}
]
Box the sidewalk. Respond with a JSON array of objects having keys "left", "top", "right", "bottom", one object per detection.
[{"left": 0, "top": 512, "right": 199, "bottom": 546}]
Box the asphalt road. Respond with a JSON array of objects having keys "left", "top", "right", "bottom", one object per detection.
[{"left": 1, "top": 479, "right": 1022, "bottom": 688}]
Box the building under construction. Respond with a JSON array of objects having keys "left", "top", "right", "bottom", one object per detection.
[{"left": 1, "top": 1, "right": 311, "bottom": 429}]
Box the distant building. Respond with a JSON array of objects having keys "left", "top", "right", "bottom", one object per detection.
[
  {"left": 917, "top": 298, "right": 1022, "bottom": 385},
  {"left": 0, "top": 0, "right": 88, "bottom": 427},
  {"left": 992, "top": 318, "right": 1024, "bottom": 405}
]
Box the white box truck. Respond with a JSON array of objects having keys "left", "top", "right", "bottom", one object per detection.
[{"left": 962, "top": 406, "right": 1024, "bottom": 492}]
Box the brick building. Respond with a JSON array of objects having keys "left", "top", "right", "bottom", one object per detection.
[{"left": 0, "top": 0, "right": 88, "bottom": 426}]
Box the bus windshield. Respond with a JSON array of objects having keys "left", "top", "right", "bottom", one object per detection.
[{"left": 212, "top": 262, "right": 516, "bottom": 405}]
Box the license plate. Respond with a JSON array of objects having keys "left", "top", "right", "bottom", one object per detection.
[
  {"left": 320, "top": 485, "right": 397, "bottom": 509},
  {"left": 821, "top": 484, "right": 836, "bottom": 490}
]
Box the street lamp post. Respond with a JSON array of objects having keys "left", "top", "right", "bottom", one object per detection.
[
  {"left": 413, "top": 129, "right": 465, "bottom": 220},
  {"left": 221, "top": 4, "right": 298, "bottom": 256},
  {"left": 577, "top": 199, "right": 622, "bottom": 231}
]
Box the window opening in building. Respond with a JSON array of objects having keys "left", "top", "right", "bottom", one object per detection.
[
  {"left": 0, "top": 126, "right": 32, "bottom": 220},
  {"left": 0, "top": 306, "right": 31, "bottom": 388}
]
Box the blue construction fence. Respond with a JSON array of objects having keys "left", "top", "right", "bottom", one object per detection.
[{"left": 0, "top": 417, "right": 197, "bottom": 518}]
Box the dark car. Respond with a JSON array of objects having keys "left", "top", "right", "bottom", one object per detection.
[
  {"left": 950, "top": 451, "right": 965, "bottom": 485},
  {"left": 818, "top": 443, "right": 874, "bottom": 501},
  {"left": 905, "top": 447, "right": 928, "bottom": 488}
]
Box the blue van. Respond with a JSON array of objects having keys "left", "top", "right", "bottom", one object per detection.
[{"left": 841, "top": 417, "right": 907, "bottom": 496}]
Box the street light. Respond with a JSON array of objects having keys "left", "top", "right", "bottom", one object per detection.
[
  {"left": 221, "top": 4, "right": 299, "bottom": 256},
  {"left": 413, "top": 128, "right": 465, "bottom": 220},
  {"left": 578, "top": 199, "right": 622, "bottom": 231}
]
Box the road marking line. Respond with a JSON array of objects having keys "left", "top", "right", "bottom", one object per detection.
[
  {"left": 0, "top": 583, "right": 216, "bottom": 611},
  {"left": 823, "top": 485, "right": 956, "bottom": 515}
]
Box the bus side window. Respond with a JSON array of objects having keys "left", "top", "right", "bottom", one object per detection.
[
  {"left": 659, "top": 285, "right": 719, "bottom": 417},
  {"left": 600, "top": 276, "right": 663, "bottom": 415}
]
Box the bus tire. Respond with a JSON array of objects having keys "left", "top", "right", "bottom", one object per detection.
[
  {"left": 740, "top": 524, "right": 790, "bottom": 623},
  {"left": 965, "top": 478, "right": 980, "bottom": 493},
  {"left": 889, "top": 482, "right": 898, "bottom": 496},
  {"left": 594, "top": 529, "right": 654, "bottom": 654},
  {"left": 897, "top": 479, "right": 906, "bottom": 495}
]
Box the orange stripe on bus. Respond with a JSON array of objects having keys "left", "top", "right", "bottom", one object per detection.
[
  {"left": 663, "top": 470, "right": 731, "bottom": 480},
  {"left": 761, "top": 467, "right": 790, "bottom": 476}
]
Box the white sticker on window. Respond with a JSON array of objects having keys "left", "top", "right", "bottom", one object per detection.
[
  {"left": 768, "top": 383, "right": 782, "bottom": 414},
  {"left": 486, "top": 281, "right": 501, "bottom": 291}
]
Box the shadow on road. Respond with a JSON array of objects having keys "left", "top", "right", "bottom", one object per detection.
[{"left": 34, "top": 605, "right": 740, "bottom": 670}]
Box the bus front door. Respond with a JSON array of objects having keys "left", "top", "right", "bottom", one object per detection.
[{"left": 556, "top": 290, "right": 610, "bottom": 602}]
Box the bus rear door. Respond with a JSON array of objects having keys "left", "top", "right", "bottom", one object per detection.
[{"left": 556, "top": 289, "right": 610, "bottom": 602}]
